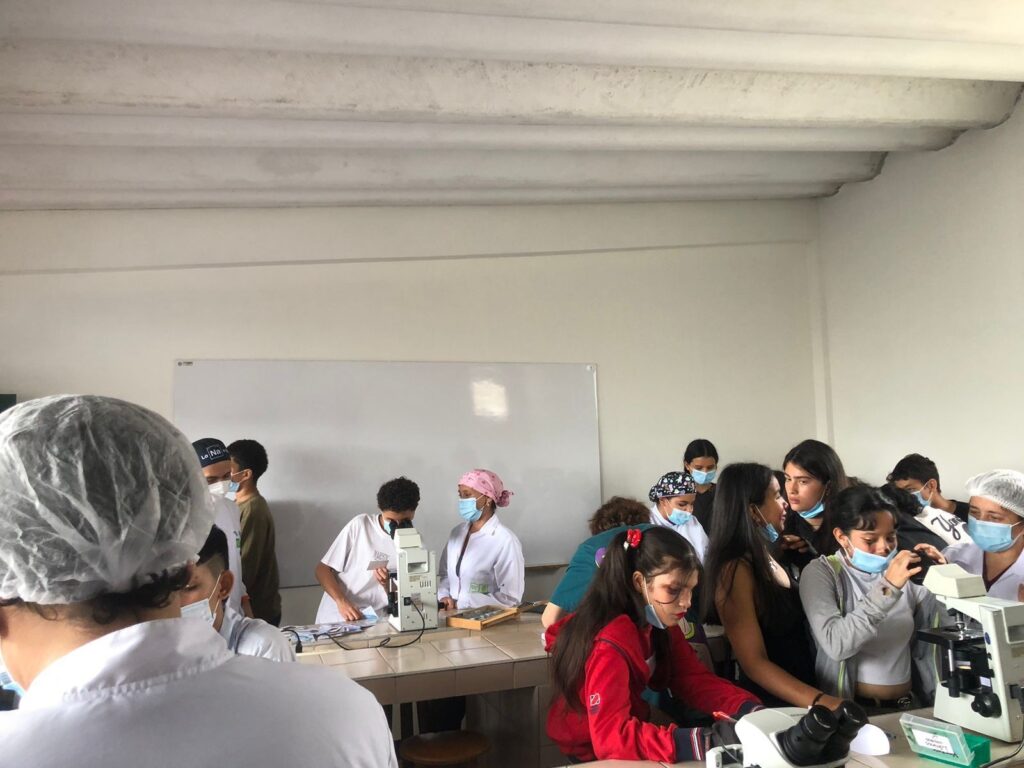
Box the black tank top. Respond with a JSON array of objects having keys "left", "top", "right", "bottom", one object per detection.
[{"left": 737, "top": 577, "right": 817, "bottom": 706}]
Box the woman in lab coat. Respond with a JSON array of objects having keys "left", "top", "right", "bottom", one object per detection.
[
  {"left": 647, "top": 470, "right": 710, "bottom": 563},
  {"left": 0, "top": 395, "right": 397, "bottom": 768},
  {"left": 942, "top": 470, "right": 1024, "bottom": 602},
  {"left": 437, "top": 469, "right": 525, "bottom": 610}
]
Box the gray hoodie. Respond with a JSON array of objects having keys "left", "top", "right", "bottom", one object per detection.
[{"left": 798, "top": 554, "right": 943, "bottom": 702}]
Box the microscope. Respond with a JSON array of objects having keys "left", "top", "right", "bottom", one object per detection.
[
  {"left": 916, "top": 564, "right": 1024, "bottom": 742},
  {"left": 706, "top": 702, "right": 867, "bottom": 768},
  {"left": 386, "top": 525, "right": 439, "bottom": 633}
]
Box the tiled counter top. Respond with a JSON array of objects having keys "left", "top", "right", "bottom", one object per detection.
[{"left": 296, "top": 612, "right": 549, "bottom": 705}]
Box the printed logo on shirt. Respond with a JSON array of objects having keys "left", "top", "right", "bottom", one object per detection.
[
  {"left": 929, "top": 514, "right": 966, "bottom": 541},
  {"left": 588, "top": 693, "right": 601, "bottom": 714}
]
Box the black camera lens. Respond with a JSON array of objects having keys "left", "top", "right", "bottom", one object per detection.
[{"left": 779, "top": 705, "right": 839, "bottom": 766}]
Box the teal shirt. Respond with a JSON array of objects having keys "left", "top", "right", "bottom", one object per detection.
[{"left": 550, "top": 524, "right": 655, "bottom": 612}]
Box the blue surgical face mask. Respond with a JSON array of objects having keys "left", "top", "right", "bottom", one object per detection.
[
  {"left": 641, "top": 581, "right": 667, "bottom": 630},
  {"left": 754, "top": 506, "right": 780, "bottom": 544},
  {"left": 911, "top": 483, "right": 934, "bottom": 509},
  {"left": 798, "top": 492, "right": 826, "bottom": 520},
  {"left": 668, "top": 509, "right": 693, "bottom": 526},
  {"left": 690, "top": 468, "right": 717, "bottom": 485},
  {"left": 180, "top": 575, "right": 222, "bottom": 626},
  {"left": 847, "top": 545, "right": 897, "bottom": 574},
  {"left": 968, "top": 516, "right": 1022, "bottom": 553},
  {"left": 0, "top": 646, "right": 25, "bottom": 703},
  {"left": 458, "top": 496, "right": 483, "bottom": 523},
  {"left": 228, "top": 480, "right": 240, "bottom": 494}
]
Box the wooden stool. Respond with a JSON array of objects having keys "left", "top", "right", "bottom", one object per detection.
[{"left": 398, "top": 730, "right": 491, "bottom": 767}]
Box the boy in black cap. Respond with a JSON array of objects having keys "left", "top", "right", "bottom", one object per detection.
[{"left": 192, "top": 437, "right": 248, "bottom": 611}]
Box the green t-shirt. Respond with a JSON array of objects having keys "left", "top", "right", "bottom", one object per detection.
[
  {"left": 237, "top": 493, "right": 282, "bottom": 623},
  {"left": 549, "top": 524, "right": 655, "bottom": 613}
]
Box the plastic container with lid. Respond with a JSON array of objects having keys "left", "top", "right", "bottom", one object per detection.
[{"left": 899, "top": 713, "right": 992, "bottom": 768}]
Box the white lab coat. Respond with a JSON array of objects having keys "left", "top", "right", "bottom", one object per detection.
[
  {"left": 917, "top": 506, "right": 973, "bottom": 547},
  {"left": 219, "top": 604, "right": 296, "bottom": 662},
  {"left": 211, "top": 493, "right": 246, "bottom": 610},
  {"left": 943, "top": 541, "right": 1024, "bottom": 601},
  {"left": 437, "top": 513, "right": 525, "bottom": 609},
  {"left": 0, "top": 618, "right": 397, "bottom": 768},
  {"left": 316, "top": 513, "right": 397, "bottom": 623},
  {"left": 648, "top": 504, "right": 710, "bottom": 563}
]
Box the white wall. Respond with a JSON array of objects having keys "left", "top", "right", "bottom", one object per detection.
[
  {"left": 819, "top": 104, "right": 1024, "bottom": 495},
  {"left": 0, "top": 200, "right": 821, "bottom": 622}
]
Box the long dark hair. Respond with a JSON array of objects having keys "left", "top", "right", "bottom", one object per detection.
[
  {"left": 550, "top": 526, "right": 701, "bottom": 712},
  {"left": 782, "top": 439, "right": 851, "bottom": 551},
  {"left": 821, "top": 485, "right": 900, "bottom": 555},
  {"left": 702, "top": 463, "right": 781, "bottom": 625}
]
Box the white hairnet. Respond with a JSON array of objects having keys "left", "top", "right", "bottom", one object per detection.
[
  {"left": 0, "top": 395, "right": 214, "bottom": 605},
  {"left": 966, "top": 469, "right": 1024, "bottom": 518}
]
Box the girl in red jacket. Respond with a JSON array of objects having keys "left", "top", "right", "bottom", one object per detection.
[{"left": 546, "top": 526, "right": 761, "bottom": 763}]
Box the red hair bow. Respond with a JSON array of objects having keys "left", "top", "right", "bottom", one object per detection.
[{"left": 624, "top": 528, "right": 642, "bottom": 550}]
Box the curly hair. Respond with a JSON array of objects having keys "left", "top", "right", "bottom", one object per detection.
[
  {"left": 588, "top": 496, "right": 650, "bottom": 535},
  {"left": 228, "top": 439, "right": 269, "bottom": 482},
  {"left": 377, "top": 476, "right": 421, "bottom": 513}
]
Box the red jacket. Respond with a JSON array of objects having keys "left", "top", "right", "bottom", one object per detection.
[{"left": 545, "top": 614, "right": 760, "bottom": 763}]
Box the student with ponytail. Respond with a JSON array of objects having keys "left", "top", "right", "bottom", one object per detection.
[{"left": 545, "top": 526, "right": 759, "bottom": 764}]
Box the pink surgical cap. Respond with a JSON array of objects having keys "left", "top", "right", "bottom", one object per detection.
[{"left": 459, "top": 469, "right": 513, "bottom": 508}]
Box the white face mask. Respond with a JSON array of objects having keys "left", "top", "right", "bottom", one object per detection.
[
  {"left": 180, "top": 575, "right": 221, "bottom": 626},
  {"left": 208, "top": 480, "right": 232, "bottom": 497}
]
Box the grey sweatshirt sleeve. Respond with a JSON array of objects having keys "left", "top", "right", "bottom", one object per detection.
[{"left": 799, "top": 557, "right": 903, "bottom": 662}]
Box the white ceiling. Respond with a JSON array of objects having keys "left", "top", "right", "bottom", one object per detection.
[{"left": 1, "top": 0, "right": 1023, "bottom": 209}]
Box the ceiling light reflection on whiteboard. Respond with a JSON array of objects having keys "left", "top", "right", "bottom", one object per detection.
[{"left": 472, "top": 379, "right": 508, "bottom": 421}]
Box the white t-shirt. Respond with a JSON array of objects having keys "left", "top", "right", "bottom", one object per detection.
[
  {"left": 943, "top": 541, "right": 1024, "bottom": 601},
  {"left": 917, "top": 506, "right": 973, "bottom": 547},
  {"left": 219, "top": 604, "right": 296, "bottom": 662},
  {"left": 315, "top": 513, "right": 396, "bottom": 623},
  {"left": 211, "top": 494, "right": 245, "bottom": 610},
  {"left": 437, "top": 514, "right": 525, "bottom": 609},
  {"left": 648, "top": 504, "right": 710, "bottom": 563}
]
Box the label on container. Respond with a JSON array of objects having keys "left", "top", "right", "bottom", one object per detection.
[{"left": 912, "top": 729, "right": 955, "bottom": 756}]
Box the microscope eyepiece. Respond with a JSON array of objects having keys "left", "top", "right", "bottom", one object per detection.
[
  {"left": 823, "top": 701, "right": 868, "bottom": 760},
  {"left": 779, "top": 705, "right": 839, "bottom": 766}
]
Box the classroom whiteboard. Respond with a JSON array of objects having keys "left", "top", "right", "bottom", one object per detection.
[{"left": 173, "top": 360, "right": 601, "bottom": 588}]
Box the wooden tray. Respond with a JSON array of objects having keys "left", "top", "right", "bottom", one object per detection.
[{"left": 445, "top": 605, "right": 519, "bottom": 630}]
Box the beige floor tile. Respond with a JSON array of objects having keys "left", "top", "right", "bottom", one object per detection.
[
  {"left": 378, "top": 643, "right": 455, "bottom": 674},
  {"left": 313, "top": 648, "right": 360, "bottom": 666},
  {"left": 429, "top": 635, "right": 494, "bottom": 653},
  {"left": 426, "top": 625, "right": 473, "bottom": 641},
  {"left": 488, "top": 638, "right": 547, "bottom": 660},
  {"left": 322, "top": 646, "right": 383, "bottom": 663},
  {"left": 443, "top": 646, "right": 512, "bottom": 666},
  {"left": 322, "top": 656, "right": 394, "bottom": 680}
]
